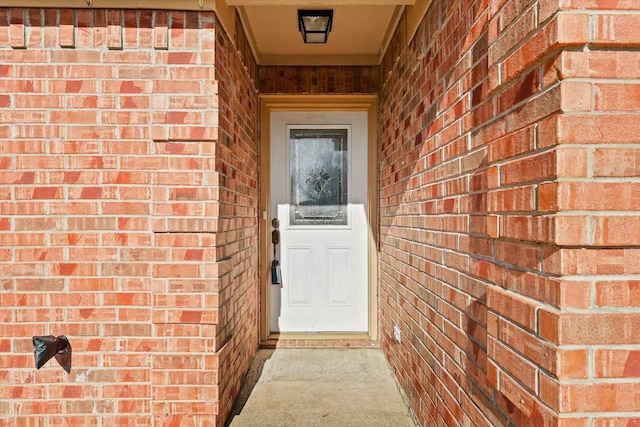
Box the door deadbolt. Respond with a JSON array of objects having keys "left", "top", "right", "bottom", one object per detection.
[{"left": 271, "top": 218, "right": 280, "bottom": 245}]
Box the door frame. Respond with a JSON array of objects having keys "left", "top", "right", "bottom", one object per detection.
[{"left": 259, "top": 95, "right": 378, "bottom": 343}]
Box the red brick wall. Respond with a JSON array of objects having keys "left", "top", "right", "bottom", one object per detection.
[
  {"left": 379, "top": 0, "right": 640, "bottom": 425},
  {"left": 532, "top": 1, "right": 640, "bottom": 424},
  {"left": 210, "top": 16, "right": 260, "bottom": 420},
  {"left": 257, "top": 65, "right": 379, "bottom": 94},
  {"left": 0, "top": 8, "right": 259, "bottom": 426}
]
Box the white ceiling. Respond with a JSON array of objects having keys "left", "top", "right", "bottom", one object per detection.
[{"left": 230, "top": 0, "right": 414, "bottom": 66}]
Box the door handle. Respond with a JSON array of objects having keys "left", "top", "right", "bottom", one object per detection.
[{"left": 271, "top": 218, "right": 281, "bottom": 284}]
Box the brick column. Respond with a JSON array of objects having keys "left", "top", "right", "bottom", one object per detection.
[
  {"left": 0, "top": 8, "right": 259, "bottom": 426},
  {"left": 526, "top": 2, "right": 640, "bottom": 424}
]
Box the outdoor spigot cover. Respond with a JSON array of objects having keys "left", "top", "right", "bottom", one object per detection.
[{"left": 32, "top": 335, "right": 69, "bottom": 369}]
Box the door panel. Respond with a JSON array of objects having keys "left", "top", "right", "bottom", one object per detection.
[
  {"left": 287, "top": 247, "right": 312, "bottom": 305},
  {"left": 269, "top": 111, "right": 368, "bottom": 333},
  {"left": 327, "top": 248, "right": 350, "bottom": 305}
]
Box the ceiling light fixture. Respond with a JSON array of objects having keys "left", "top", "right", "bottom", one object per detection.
[{"left": 298, "top": 10, "right": 333, "bottom": 44}]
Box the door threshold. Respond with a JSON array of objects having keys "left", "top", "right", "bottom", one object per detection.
[{"left": 261, "top": 333, "right": 378, "bottom": 349}]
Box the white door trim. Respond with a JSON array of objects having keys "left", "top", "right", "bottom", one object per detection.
[{"left": 259, "top": 95, "right": 379, "bottom": 343}]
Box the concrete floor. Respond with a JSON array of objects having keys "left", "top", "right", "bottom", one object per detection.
[{"left": 227, "top": 348, "right": 416, "bottom": 427}]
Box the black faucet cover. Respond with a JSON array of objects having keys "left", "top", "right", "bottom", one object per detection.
[{"left": 32, "top": 335, "right": 69, "bottom": 369}]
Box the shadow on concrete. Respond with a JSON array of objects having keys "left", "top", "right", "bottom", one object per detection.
[
  {"left": 226, "top": 348, "right": 415, "bottom": 427},
  {"left": 226, "top": 349, "right": 275, "bottom": 426}
]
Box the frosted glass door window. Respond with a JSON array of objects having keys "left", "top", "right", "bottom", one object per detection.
[{"left": 289, "top": 129, "right": 348, "bottom": 226}]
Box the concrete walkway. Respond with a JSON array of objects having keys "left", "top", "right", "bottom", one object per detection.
[{"left": 227, "top": 348, "right": 416, "bottom": 427}]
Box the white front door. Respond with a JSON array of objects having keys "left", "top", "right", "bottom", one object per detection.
[{"left": 269, "top": 111, "right": 369, "bottom": 333}]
